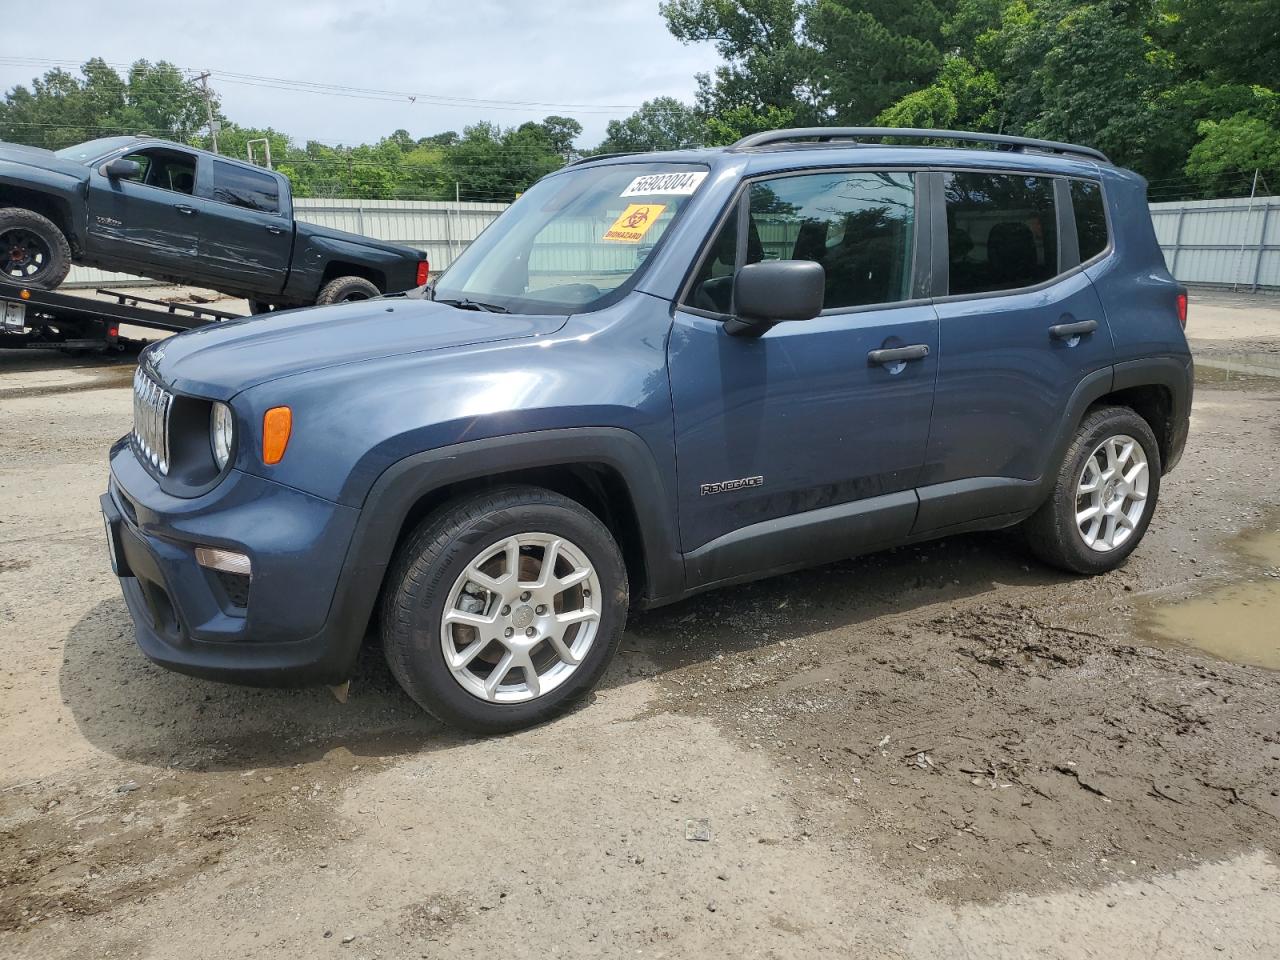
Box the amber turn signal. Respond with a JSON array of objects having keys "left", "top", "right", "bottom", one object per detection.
[{"left": 262, "top": 406, "right": 292, "bottom": 465}]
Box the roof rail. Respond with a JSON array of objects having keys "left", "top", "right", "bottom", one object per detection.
[
  {"left": 730, "top": 127, "right": 1109, "bottom": 164},
  {"left": 566, "top": 150, "right": 644, "bottom": 167}
]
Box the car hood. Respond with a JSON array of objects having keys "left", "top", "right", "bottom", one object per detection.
[
  {"left": 147, "top": 298, "right": 568, "bottom": 399},
  {"left": 0, "top": 141, "right": 91, "bottom": 179}
]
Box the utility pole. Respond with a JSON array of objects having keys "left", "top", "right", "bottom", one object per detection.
[{"left": 196, "top": 71, "right": 219, "bottom": 154}]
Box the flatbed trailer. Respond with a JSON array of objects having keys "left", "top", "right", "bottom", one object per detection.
[{"left": 0, "top": 280, "right": 243, "bottom": 350}]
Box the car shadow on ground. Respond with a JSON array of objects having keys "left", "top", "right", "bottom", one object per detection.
[{"left": 58, "top": 528, "right": 1067, "bottom": 772}]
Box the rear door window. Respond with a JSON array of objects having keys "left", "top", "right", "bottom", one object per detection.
[
  {"left": 211, "top": 161, "right": 281, "bottom": 214},
  {"left": 944, "top": 173, "right": 1059, "bottom": 295},
  {"left": 1071, "top": 180, "right": 1109, "bottom": 262}
]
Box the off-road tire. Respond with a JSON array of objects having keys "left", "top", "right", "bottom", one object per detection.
[
  {"left": 315, "top": 275, "right": 380, "bottom": 304},
  {"left": 0, "top": 207, "right": 72, "bottom": 289},
  {"left": 380, "top": 485, "right": 629, "bottom": 733},
  {"left": 1024, "top": 405, "right": 1162, "bottom": 575}
]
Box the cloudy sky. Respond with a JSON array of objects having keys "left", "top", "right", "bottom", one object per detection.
[{"left": 0, "top": 0, "right": 721, "bottom": 147}]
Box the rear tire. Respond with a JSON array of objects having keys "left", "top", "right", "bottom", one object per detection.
[
  {"left": 1024, "top": 405, "right": 1162, "bottom": 574},
  {"left": 380, "top": 485, "right": 628, "bottom": 733},
  {"left": 0, "top": 207, "right": 72, "bottom": 289},
  {"left": 316, "top": 275, "right": 380, "bottom": 304}
]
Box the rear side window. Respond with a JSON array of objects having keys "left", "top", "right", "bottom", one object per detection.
[
  {"left": 944, "top": 173, "right": 1058, "bottom": 295},
  {"left": 1071, "top": 180, "right": 1109, "bottom": 262},
  {"left": 687, "top": 170, "right": 917, "bottom": 314},
  {"left": 211, "top": 161, "right": 281, "bottom": 214}
]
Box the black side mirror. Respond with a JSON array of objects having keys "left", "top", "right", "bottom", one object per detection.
[
  {"left": 99, "top": 157, "right": 141, "bottom": 179},
  {"left": 726, "top": 260, "right": 825, "bottom": 336}
]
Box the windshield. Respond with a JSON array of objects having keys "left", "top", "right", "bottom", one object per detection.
[
  {"left": 53, "top": 137, "right": 139, "bottom": 164},
  {"left": 433, "top": 162, "right": 710, "bottom": 315}
]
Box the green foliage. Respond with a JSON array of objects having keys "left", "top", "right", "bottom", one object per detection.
[
  {"left": 598, "top": 97, "right": 707, "bottom": 152},
  {"left": 0, "top": 58, "right": 209, "bottom": 148},
  {"left": 703, "top": 104, "right": 798, "bottom": 145},
  {"left": 1186, "top": 111, "right": 1280, "bottom": 193},
  {"left": 10, "top": 10, "right": 1280, "bottom": 206},
  {"left": 660, "top": 0, "right": 819, "bottom": 117},
  {"left": 808, "top": 0, "right": 954, "bottom": 122}
]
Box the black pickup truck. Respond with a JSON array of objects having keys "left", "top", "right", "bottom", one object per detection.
[{"left": 0, "top": 136, "right": 428, "bottom": 309}]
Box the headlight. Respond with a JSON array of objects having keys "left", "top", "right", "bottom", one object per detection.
[{"left": 210, "top": 402, "right": 235, "bottom": 470}]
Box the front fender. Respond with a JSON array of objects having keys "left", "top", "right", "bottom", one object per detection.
[
  {"left": 328, "top": 428, "right": 684, "bottom": 638},
  {"left": 0, "top": 163, "right": 87, "bottom": 244}
]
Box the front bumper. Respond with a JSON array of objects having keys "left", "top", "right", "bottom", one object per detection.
[{"left": 103, "top": 436, "right": 366, "bottom": 686}]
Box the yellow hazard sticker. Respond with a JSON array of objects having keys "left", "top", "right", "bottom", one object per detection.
[{"left": 602, "top": 203, "right": 666, "bottom": 243}]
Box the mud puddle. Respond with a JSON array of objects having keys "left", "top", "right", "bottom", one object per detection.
[
  {"left": 1141, "top": 525, "right": 1280, "bottom": 669},
  {"left": 1195, "top": 352, "right": 1280, "bottom": 385}
]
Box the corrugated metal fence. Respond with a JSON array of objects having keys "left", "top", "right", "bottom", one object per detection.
[
  {"left": 64, "top": 193, "right": 1280, "bottom": 292},
  {"left": 65, "top": 198, "right": 509, "bottom": 287},
  {"left": 1150, "top": 196, "right": 1280, "bottom": 291}
]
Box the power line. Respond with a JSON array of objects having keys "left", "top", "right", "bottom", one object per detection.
[{"left": 0, "top": 56, "right": 643, "bottom": 114}]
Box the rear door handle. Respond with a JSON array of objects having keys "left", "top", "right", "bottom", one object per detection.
[
  {"left": 174, "top": 204, "right": 197, "bottom": 216},
  {"left": 1049, "top": 319, "right": 1097, "bottom": 340},
  {"left": 868, "top": 344, "right": 930, "bottom": 365},
  {"left": 264, "top": 224, "right": 284, "bottom": 235}
]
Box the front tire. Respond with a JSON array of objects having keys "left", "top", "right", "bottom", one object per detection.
[
  {"left": 316, "top": 275, "right": 380, "bottom": 304},
  {"left": 380, "top": 486, "right": 628, "bottom": 733},
  {"left": 0, "top": 207, "right": 72, "bottom": 289},
  {"left": 1024, "top": 405, "right": 1162, "bottom": 574}
]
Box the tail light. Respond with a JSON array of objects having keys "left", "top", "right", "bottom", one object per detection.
[
  {"left": 1176, "top": 290, "right": 1188, "bottom": 330},
  {"left": 415, "top": 260, "right": 430, "bottom": 286}
]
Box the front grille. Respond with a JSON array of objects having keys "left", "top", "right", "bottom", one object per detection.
[{"left": 132, "top": 367, "right": 174, "bottom": 475}]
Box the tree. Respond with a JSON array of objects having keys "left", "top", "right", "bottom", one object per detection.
[
  {"left": 807, "top": 0, "right": 955, "bottom": 122},
  {"left": 1160, "top": 0, "right": 1280, "bottom": 90},
  {"left": 661, "top": 0, "right": 818, "bottom": 118},
  {"left": 598, "top": 97, "right": 706, "bottom": 152},
  {"left": 537, "top": 116, "right": 583, "bottom": 157},
  {"left": 0, "top": 58, "right": 210, "bottom": 149},
  {"left": 442, "top": 119, "right": 570, "bottom": 201},
  {"left": 1186, "top": 111, "right": 1280, "bottom": 195}
]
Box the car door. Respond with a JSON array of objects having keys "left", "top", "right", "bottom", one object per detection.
[
  {"left": 668, "top": 167, "right": 939, "bottom": 587},
  {"left": 188, "top": 158, "right": 292, "bottom": 295},
  {"left": 84, "top": 146, "right": 202, "bottom": 272},
  {"left": 914, "top": 169, "right": 1115, "bottom": 533}
]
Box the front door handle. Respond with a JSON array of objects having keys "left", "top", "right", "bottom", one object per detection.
[
  {"left": 174, "top": 204, "right": 197, "bottom": 216},
  {"left": 264, "top": 224, "right": 284, "bottom": 235},
  {"left": 868, "top": 344, "right": 930, "bottom": 366},
  {"left": 1049, "top": 319, "right": 1098, "bottom": 340}
]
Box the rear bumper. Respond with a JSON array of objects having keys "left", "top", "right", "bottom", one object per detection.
[{"left": 103, "top": 437, "right": 366, "bottom": 686}]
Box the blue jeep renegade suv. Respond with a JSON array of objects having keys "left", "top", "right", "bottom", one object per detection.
[{"left": 101, "top": 127, "right": 1192, "bottom": 732}]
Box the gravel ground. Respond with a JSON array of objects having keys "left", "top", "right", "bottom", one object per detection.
[{"left": 1, "top": 290, "right": 1278, "bottom": 959}]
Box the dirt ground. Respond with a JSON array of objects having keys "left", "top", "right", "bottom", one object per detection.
[{"left": 1, "top": 289, "right": 1278, "bottom": 959}]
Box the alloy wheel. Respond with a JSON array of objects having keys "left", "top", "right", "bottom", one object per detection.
[
  {"left": 440, "top": 532, "right": 601, "bottom": 703},
  {"left": 1075, "top": 434, "right": 1150, "bottom": 552},
  {"left": 1, "top": 228, "right": 51, "bottom": 281}
]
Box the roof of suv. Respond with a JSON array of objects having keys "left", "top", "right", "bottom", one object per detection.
[{"left": 568, "top": 127, "right": 1114, "bottom": 181}]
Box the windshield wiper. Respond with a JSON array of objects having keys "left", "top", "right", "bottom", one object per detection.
[{"left": 436, "top": 297, "right": 509, "bottom": 314}]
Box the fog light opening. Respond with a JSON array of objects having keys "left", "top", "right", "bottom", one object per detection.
[{"left": 195, "top": 546, "right": 252, "bottom": 577}]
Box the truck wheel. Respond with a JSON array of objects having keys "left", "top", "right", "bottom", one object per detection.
[
  {"left": 316, "top": 276, "right": 380, "bottom": 304},
  {"left": 0, "top": 207, "right": 72, "bottom": 289},
  {"left": 380, "top": 485, "right": 628, "bottom": 733},
  {"left": 1023, "top": 406, "right": 1162, "bottom": 575}
]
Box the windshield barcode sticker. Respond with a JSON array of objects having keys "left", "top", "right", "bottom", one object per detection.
[{"left": 620, "top": 172, "right": 708, "bottom": 197}]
